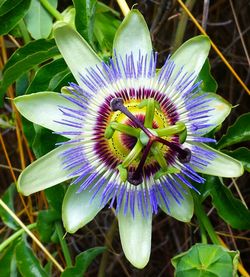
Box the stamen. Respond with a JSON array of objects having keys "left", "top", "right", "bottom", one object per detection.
[
  {"left": 127, "top": 140, "right": 153, "bottom": 186},
  {"left": 156, "top": 122, "right": 186, "bottom": 137},
  {"left": 150, "top": 143, "right": 168, "bottom": 170},
  {"left": 110, "top": 122, "right": 140, "bottom": 137},
  {"left": 122, "top": 141, "right": 143, "bottom": 168},
  {"left": 156, "top": 137, "right": 191, "bottom": 163},
  {"left": 138, "top": 98, "right": 155, "bottom": 128}
]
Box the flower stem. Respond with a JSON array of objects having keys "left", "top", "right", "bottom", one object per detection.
[
  {"left": 40, "top": 0, "right": 63, "bottom": 21},
  {"left": 116, "top": 0, "right": 130, "bottom": 16},
  {"left": 18, "top": 20, "right": 31, "bottom": 44},
  {"left": 98, "top": 218, "right": 117, "bottom": 277},
  {"left": 0, "top": 223, "right": 37, "bottom": 252},
  {"left": 193, "top": 194, "right": 220, "bottom": 245},
  {"left": 55, "top": 222, "right": 72, "bottom": 267},
  {"left": 172, "top": 0, "right": 197, "bottom": 52}
]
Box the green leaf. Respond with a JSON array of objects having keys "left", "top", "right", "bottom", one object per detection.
[
  {"left": 24, "top": 0, "right": 57, "bottom": 39},
  {"left": 217, "top": 112, "right": 250, "bottom": 149},
  {"left": 223, "top": 147, "right": 250, "bottom": 173},
  {"left": 196, "top": 59, "right": 218, "bottom": 93},
  {"left": 0, "top": 183, "right": 18, "bottom": 230},
  {"left": 26, "top": 58, "right": 74, "bottom": 94},
  {"left": 0, "top": 0, "right": 31, "bottom": 35},
  {"left": 21, "top": 117, "right": 36, "bottom": 147},
  {"left": 0, "top": 39, "right": 59, "bottom": 105},
  {"left": 45, "top": 185, "right": 65, "bottom": 213},
  {"left": 207, "top": 176, "right": 250, "bottom": 230},
  {"left": 32, "top": 125, "right": 66, "bottom": 158},
  {"left": 0, "top": 243, "right": 19, "bottom": 277},
  {"left": 0, "top": 0, "right": 23, "bottom": 16},
  {"left": 94, "top": 9, "right": 120, "bottom": 55},
  {"left": 16, "top": 73, "right": 29, "bottom": 96},
  {"left": 73, "top": 0, "right": 97, "bottom": 46},
  {"left": 172, "top": 243, "right": 239, "bottom": 277},
  {"left": 61, "top": 247, "right": 106, "bottom": 277},
  {"left": 37, "top": 210, "right": 60, "bottom": 243},
  {"left": 15, "top": 238, "right": 49, "bottom": 277}
]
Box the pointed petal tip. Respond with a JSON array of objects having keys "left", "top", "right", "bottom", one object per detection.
[{"left": 113, "top": 7, "right": 152, "bottom": 60}]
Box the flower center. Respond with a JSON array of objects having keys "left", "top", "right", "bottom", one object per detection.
[{"left": 105, "top": 97, "right": 190, "bottom": 186}]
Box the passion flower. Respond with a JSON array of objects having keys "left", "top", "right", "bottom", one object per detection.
[{"left": 14, "top": 10, "right": 243, "bottom": 268}]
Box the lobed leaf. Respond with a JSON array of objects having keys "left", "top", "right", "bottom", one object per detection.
[
  {"left": 0, "top": 0, "right": 23, "bottom": 16},
  {"left": 26, "top": 58, "right": 74, "bottom": 94},
  {"left": 0, "top": 183, "right": 18, "bottom": 230},
  {"left": 0, "top": 0, "right": 31, "bottom": 36},
  {"left": 37, "top": 210, "right": 60, "bottom": 243},
  {"left": 217, "top": 112, "right": 250, "bottom": 149},
  {"left": 24, "top": 0, "right": 58, "bottom": 39},
  {"left": 45, "top": 185, "right": 66, "bottom": 213},
  {"left": 15, "top": 238, "right": 49, "bottom": 277},
  {"left": 223, "top": 147, "right": 250, "bottom": 173},
  {"left": 172, "top": 243, "right": 239, "bottom": 277},
  {"left": 73, "top": 0, "right": 97, "bottom": 46},
  {"left": 196, "top": 59, "right": 218, "bottom": 93},
  {"left": 62, "top": 247, "right": 106, "bottom": 277},
  {"left": 0, "top": 243, "right": 18, "bottom": 277},
  {"left": 0, "top": 39, "right": 59, "bottom": 105},
  {"left": 207, "top": 176, "right": 250, "bottom": 230}
]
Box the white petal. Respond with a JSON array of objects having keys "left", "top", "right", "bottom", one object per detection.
[
  {"left": 54, "top": 24, "right": 101, "bottom": 87},
  {"left": 159, "top": 184, "right": 194, "bottom": 222},
  {"left": 118, "top": 205, "right": 152, "bottom": 269},
  {"left": 189, "top": 143, "right": 244, "bottom": 177},
  {"left": 168, "top": 36, "right": 210, "bottom": 84},
  {"left": 183, "top": 93, "right": 231, "bottom": 136},
  {"left": 14, "top": 92, "right": 78, "bottom": 138},
  {"left": 113, "top": 9, "right": 152, "bottom": 62},
  {"left": 17, "top": 143, "right": 76, "bottom": 196},
  {"left": 62, "top": 182, "right": 104, "bottom": 233}
]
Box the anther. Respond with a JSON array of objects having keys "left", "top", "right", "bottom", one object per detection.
[
  {"left": 110, "top": 98, "right": 124, "bottom": 111},
  {"left": 156, "top": 137, "right": 192, "bottom": 163},
  {"left": 127, "top": 171, "right": 143, "bottom": 186},
  {"left": 177, "top": 148, "right": 192, "bottom": 163}
]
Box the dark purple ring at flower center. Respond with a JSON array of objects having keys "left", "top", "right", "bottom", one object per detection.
[{"left": 110, "top": 97, "right": 192, "bottom": 186}]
